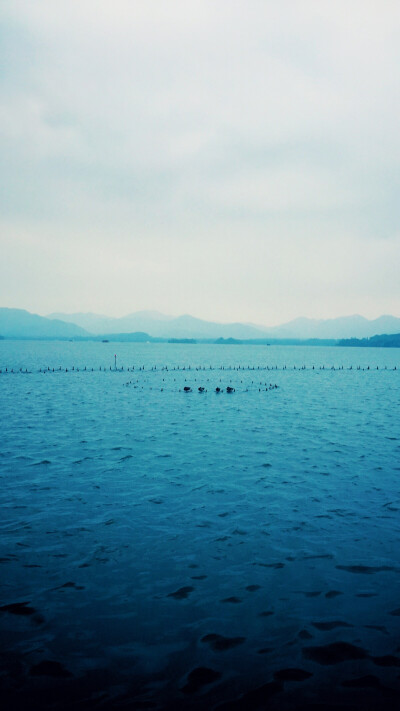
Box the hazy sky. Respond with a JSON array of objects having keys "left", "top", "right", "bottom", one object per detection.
[{"left": 1, "top": 1, "right": 399, "bottom": 325}]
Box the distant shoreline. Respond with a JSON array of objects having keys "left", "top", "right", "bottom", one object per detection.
[{"left": 0, "top": 334, "right": 399, "bottom": 347}]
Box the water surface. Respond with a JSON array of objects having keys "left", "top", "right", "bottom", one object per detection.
[{"left": 1, "top": 342, "right": 400, "bottom": 709}]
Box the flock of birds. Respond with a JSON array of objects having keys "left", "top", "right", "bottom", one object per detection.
[
  {"left": 122, "top": 381, "right": 279, "bottom": 393},
  {"left": 1, "top": 362, "right": 397, "bottom": 396},
  {"left": 181, "top": 384, "right": 279, "bottom": 393}
]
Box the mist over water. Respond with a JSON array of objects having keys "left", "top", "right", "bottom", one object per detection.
[{"left": 1, "top": 341, "right": 400, "bottom": 710}]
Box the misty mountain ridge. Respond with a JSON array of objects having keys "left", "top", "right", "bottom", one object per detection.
[
  {"left": 263, "top": 314, "right": 400, "bottom": 339},
  {"left": 1, "top": 308, "right": 400, "bottom": 341},
  {"left": 0, "top": 308, "right": 89, "bottom": 339},
  {"left": 47, "top": 310, "right": 174, "bottom": 335},
  {"left": 47, "top": 310, "right": 400, "bottom": 340},
  {"left": 47, "top": 311, "right": 269, "bottom": 339}
]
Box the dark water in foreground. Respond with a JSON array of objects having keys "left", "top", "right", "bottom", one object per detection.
[{"left": 1, "top": 342, "right": 400, "bottom": 710}]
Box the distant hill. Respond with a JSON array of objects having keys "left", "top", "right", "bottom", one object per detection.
[
  {"left": 3, "top": 308, "right": 400, "bottom": 341},
  {"left": 47, "top": 310, "right": 173, "bottom": 335},
  {"left": 0, "top": 308, "right": 89, "bottom": 339},
  {"left": 93, "top": 332, "right": 155, "bottom": 343},
  {"left": 338, "top": 333, "right": 400, "bottom": 348},
  {"left": 215, "top": 337, "right": 242, "bottom": 345},
  {"left": 48, "top": 311, "right": 271, "bottom": 340},
  {"left": 48, "top": 310, "right": 400, "bottom": 340},
  {"left": 262, "top": 315, "right": 400, "bottom": 340}
]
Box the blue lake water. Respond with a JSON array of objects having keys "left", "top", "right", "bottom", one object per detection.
[{"left": 1, "top": 341, "right": 400, "bottom": 710}]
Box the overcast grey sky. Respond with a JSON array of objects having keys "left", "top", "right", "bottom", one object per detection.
[{"left": 1, "top": 0, "right": 399, "bottom": 325}]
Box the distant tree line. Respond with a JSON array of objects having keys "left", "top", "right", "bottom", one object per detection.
[{"left": 339, "top": 333, "right": 400, "bottom": 348}]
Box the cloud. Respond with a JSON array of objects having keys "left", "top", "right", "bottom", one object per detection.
[{"left": 1, "top": 1, "right": 399, "bottom": 321}]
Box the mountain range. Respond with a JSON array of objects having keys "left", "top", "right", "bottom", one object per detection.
[
  {"left": 1, "top": 307, "right": 400, "bottom": 341},
  {"left": 48, "top": 310, "right": 400, "bottom": 340},
  {"left": 48, "top": 311, "right": 270, "bottom": 339},
  {"left": 0, "top": 308, "right": 88, "bottom": 339}
]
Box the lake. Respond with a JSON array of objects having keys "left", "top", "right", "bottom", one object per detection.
[{"left": 1, "top": 341, "right": 400, "bottom": 710}]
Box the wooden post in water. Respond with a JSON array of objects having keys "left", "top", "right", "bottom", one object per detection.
[{"left": 114, "top": 354, "right": 117, "bottom": 370}]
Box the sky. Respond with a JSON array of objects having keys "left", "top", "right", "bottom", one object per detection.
[{"left": 1, "top": 0, "right": 399, "bottom": 326}]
